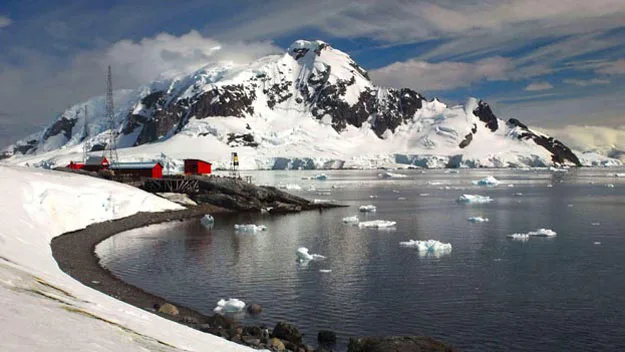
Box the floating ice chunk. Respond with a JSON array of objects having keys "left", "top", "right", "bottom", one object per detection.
[
  {"left": 507, "top": 228, "right": 557, "bottom": 240},
  {"left": 549, "top": 167, "right": 568, "bottom": 173},
  {"left": 457, "top": 194, "right": 493, "bottom": 204},
  {"left": 507, "top": 184, "right": 515, "bottom": 188},
  {"left": 594, "top": 241, "right": 601, "bottom": 245},
  {"left": 369, "top": 195, "right": 378, "bottom": 199},
  {"left": 444, "top": 169, "right": 460, "bottom": 174},
  {"left": 319, "top": 269, "right": 332, "bottom": 273},
  {"left": 397, "top": 197, "right": 406, "bottom": 200},
  {"left": 428, "top": 181, "right": 444, "bottom": 185},
  {"left": 514, "top": 192, "right": 524, "bottom": 197},
  {"left": 399, "top": 239, "right": 452, "bottom": 255},
  {"left": 392, "top": 189, "right": 400, "bottom": 193},
  {"left": 358, "top": 220, "right": 396, "bottom": 229},
  {"left": 234, "top": 224, "right": 267, "bottom": 232},
  {"left": 606, "top": 184, "right": 615, "bottom": 188},
  {"left": 473, "top": 176, "right": 500, "bottom": 186},
  {"left": 313, "top": 198, "right": 334, "bottom": 204},
  {"left": 591, "top": 222, "right": 601, "bottom": 226},
  {"left": 314, "top": 173, "right": 328, "bottom": 181},
  {"left": 468, "top": 216, "right": 489, "bottom": 223},
  {"left": 200, "top": 214, "right": 214, "bottom": 227},
  {"left": 213, "top": 298, "right": 246, "bottom": 314},
  {"left": 317, "top": 191, "right": 332, "bottom": 196},
  {"left": 342, "top": 215, "right": 359, "bottom": 224},
  {"left": 419, "top": 193, "right": 430, "bottom": 197},
  {"left": 359, "top": 204, "right": 377, "bottom": 212},
  {"left": 378, "top": 171, "right": 407, "bottom": 179},
  {"left": 296, "top": 247, "right": 326, "bottom": 262},
  {"left": 547, "top": 184, "right": 553, "bottom": 188},
  {"left": 279, "top": 184, "right": 302, "bottom": 191},
  {"left": 613, "top": 173, "right": 625, "bottom": 177}
]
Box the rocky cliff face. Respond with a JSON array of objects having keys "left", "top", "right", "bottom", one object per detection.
[{"left": 5, "top": 40, "right": 586, "bottom": 168}]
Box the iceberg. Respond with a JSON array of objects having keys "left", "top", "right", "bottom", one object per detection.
[
  {"left": 457, "top": 194, "right": 493, "bottom": 204},
  {"left": 358, "top": 220, "right": 396, "bottom": 229},
  {"left": 613, "top": 173, "right": 625, "bottom": 177},
  {"left": 200, "top": 214, "right": 214, "bottom": 227},
  {"left": 473, "top": 176, "right": 500, "bottom": 186},
  {"left": 234, "top": 224, "right": 267, "bottom": 232},
  {"left": 507, "top": 228, "right": 557, "bottom": 240},
  {"left": 296, "top": 247, "right": 326, "bottom": 262},
  {"left": 378, "top": 171, "right": 407, "bottom": 179},
  {"left": 319, "top": 269, "right": 332, "bottom": 273},
  {"left": 606, "top": 184, "right": 615, "bottom": 188},
  {"left": 213, "top": 298, "right": 246, "bottom": 314},
  {"left": 278, "top": 183, "right": 302, "bottom": 191},
  {"left": 399, "top": 239, "right": 452, "bottom": 255},
  {"left": 467, "top": 216, "right": 489, "bottom": 223},
  {"left": 342, "top": 215, "right": 359, "bottom": 224},
  {"left": 359, "top": 204, "right": 377, "bottom": 212}
]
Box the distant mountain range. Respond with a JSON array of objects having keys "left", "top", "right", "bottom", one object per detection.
[{"left": 2, "top": 40, "right": 620, "bottom": 170}]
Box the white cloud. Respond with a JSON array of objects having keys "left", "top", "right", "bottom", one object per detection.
[
  {"left": 595, "top": 59, "right": 625, "bottom": 75},
  {"left": 563, "top": 78, "right": 611, "bottom": 86},
  {"left": 543, "top": 125, "right": 625, "bottom": 156},
  {"left": 0, "top": 15, "right": 11, "bottom": 28},
  {"left": 370, "top": 57, "right": 512, "bottom": 91},
  {"left": 524, "top": 82, "right": 554, "bottom": 91}
]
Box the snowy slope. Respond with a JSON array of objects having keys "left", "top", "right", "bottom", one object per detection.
[
  {"left": 0, "top": 165, "right": 253, "bottom": 352},
  {"left": 3, "top": 40, "right": 620, "bottom": 170}
]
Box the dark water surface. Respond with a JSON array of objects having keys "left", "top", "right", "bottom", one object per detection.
[{"left": 96, "top": 168, "right": 625, "bottom": 351}]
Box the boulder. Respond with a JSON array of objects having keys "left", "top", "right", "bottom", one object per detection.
[
  {"left": 268, "top": 337, "right": 286, "bottom": 351},
  {"left": 243, "top": 326, "right": 262, "bottom": 337},
  {"left": 347, "top": 336, "right": 456, "bottom": 352},
  {"left": 272, "top": 322, "right": 302, "bottom": 345},
  {"left": 247, "top": 303, "right": 263, "bottom": 315},
  {"left": 318, "top": 330, "right": 337, "bottom": 345},
  {"left": 157, "top": 303, "right": 179, "bottom": 316}
]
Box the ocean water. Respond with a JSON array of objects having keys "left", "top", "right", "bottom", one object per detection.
[{"left": 96, "top": 168, "right": 625, "bottom": 351}]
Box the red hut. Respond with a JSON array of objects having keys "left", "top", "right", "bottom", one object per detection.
[
  {"left": 82, "top": 156, "right": 109, "bottom": 172},
  {"left": 184, "top": 159, "right": 212, "bottom": 175},
  {"left": 67, "top": 161, "right": 85, "bottom": 170},
  {"left": 109, "top": 162, "right": 163, "bottom": 179}
]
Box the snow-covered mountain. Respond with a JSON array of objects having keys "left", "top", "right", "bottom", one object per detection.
[{"left": 2, "top": 40, "right": 620, "bottom": 170}]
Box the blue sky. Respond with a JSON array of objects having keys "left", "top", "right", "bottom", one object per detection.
[{"left": 1, "top": 0, "right": 624, "bottom": 146}]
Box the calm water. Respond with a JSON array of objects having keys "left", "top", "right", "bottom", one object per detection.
[{"left": 96, "top": 168, "right": 625, "bottom": 351}]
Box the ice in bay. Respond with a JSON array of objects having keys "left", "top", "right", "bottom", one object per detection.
[
  {"left": 342, "top": 215, "right": 359, "bottom": 224},
  {"left": 200, "top": 214, "right": 214, "bottom": 228},
  {"left": 213, "top": 298, "right": 246, "bottom": 314},
  {"left": 399, "top": 239, "right": 452, "bottom": 256},
  {"left": 296, "top": 247, "right": 326, "bottom": 262},
  {"left": 507, "top": 228, "right": 557, "bottom": 240},
  {"left": 234, "top": 224, "right": 267, "bottom": 232},
  {"left": 473, "top": 176, "right": 500, "bottom": 186},
  {"left": 378, "top": 171, "right": 407, "bottom": 179},
  {"left": 457, "top": 194, "right": 493, "bottom": 204},
  {"left": 358, "top": 220, "right": 397, "bottom": 229},
  {"left": 359, "top": 204, "right": 377, "bottom": 212},
  {"left": 468, "top": 216, "right": 489, "bottom": 223}
]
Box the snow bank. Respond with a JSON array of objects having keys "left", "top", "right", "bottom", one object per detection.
[
  {"left": 342, "top": 215, "right": 360, "bottom": 224},
  {"left": 296, "top": 247, "right": 326, "bottom": 262},
  {"left": 399, "top": 239, "right": 452, "bottom": 255},
  {"left": 201, "top": 214, "right": 215, "bottom": 227},
  {"left": 457, "top": 194, "right": 493, "bottom": 204},
  {"left": 468, "top": 216, "right": 489, "bottom": 223},
  {"left": 507, "top": 228, "right": 557, "bottom": 240},
  {"left": 213, "top": 298, "right": 246, "bottom": 314},
  {"left": 234, "top": 224, "right": 267, "bottom": 232},
  {"left": 157, "top": 192, "right": 198, "bottom": 206},
  {"left": 359, "top": 204, "right": 377, "bottom": 212},
  {"left": 0, "top": 165, "right": 252, "bottom": 351},
  {"left": 358, "top": 220, "right": 397, "bottom": 229},
  {"left": 473, "top": 176, "right": 500, "bottom": 186}
]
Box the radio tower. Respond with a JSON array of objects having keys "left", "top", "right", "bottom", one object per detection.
[
  {"left": 82, "top": 105, "right": 89, "bottom": 163},
  {"left": 105, "top": 65, "right": 118, "bottom": 164}
]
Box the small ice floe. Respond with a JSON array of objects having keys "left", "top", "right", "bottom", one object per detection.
[
  {"left": 234, "top": 224, "right": 267, "bottom": 232},
  {"left": 549, "top": 166, "right": 568, "bottom": 173},
  {"left": 567, "top": 204, "right": 574, "bottom": 207},
  {"left": 200, "top": 214, "right": 215, "bottom": 228},
  {"left": 428, "top": 181, "right": 444, "bottom": 186},
  {"left": 547, "top": 184, "right": 553, "bottom": 188},
  {"left": 613, "top": 173, "right": 625, "bottom": 177},
  {"left": 319, "top": 269, "right": 332, "bottom": 273},
  {"left": 358, "top": 220, "right": 396, "bottom": 229},
  {"left": 456, "top": 194, "right": 493, "bottom": 204},
  {"left": 261, "top": 207, "right": 273, "bottom": 214},
  {"left": 296, "top": 247, "right": 326, "bottom": 262},
  {"left": 313, "top": 199, "right": 334, "bottom": 204},
  {"left": 369, "top": 195, "right": 378, "bottom": 199},
  {"left": 507, "top": 228, "right": 557, "bottom": 240},
  {"left": 317, "top": 191, "right": 332, "bottom": 196},
  {"left": 419, "top": 193, "right": 430, "bottom": 197},
  {"left": 392, "top": 189, "right": 400, "bottom": 193},
  {"left": 468, "top": 216, "right": 489, "bottom": 223},
  {"left": 507, "top": 184, "right": 515, "bottom": 188},
  {"left": 378, "top": 171, "right": 407, "bottom": 179},
  {"left": 444, "top": 169, "right": 460, "bottom": 174},
  {"left": 591, "top": 222, "right": 601, "bottom": 226},
  {"left": 473, "top": 176, "right": 500, "bottom": 186},
  {"left": 279, "top": 184, "right": 302, "bottom": 191},
  {"left": 594, "top": 241, "right": 601, "bottom": 245},
  {"left": 314, "top": 173, "right": 328, "bottom": 181},
  {"left": 359, "top": 204, "right": 377, "bottom": 212},
  {"left": 342, "top": 215, "right": 359, "bottom": 224},
  {"left": 213, "top": 298, "right": 246, "bottom": 314},
  {"left": 399, "top": 239, "right": 452, "bottom": 256},
  {"left": 514, "top": 192, "right": 524, "bottom": 197},
  {"left": 606, "top": 184, "right": 615, "bottom": 188},
  {"left": 397, "top": 197, "right": 406, "bottom": 200}
]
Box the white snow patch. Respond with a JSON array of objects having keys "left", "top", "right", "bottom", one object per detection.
[
  {"left": 157, "top": 192, "right": 198, "bottom": 206},
  {"left": 213, "top": 298, "right": 246, "bottom": 314}
]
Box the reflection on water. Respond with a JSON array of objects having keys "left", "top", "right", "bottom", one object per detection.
[{"left": 97, "top": 168, "right": 625, "bottom": 351}]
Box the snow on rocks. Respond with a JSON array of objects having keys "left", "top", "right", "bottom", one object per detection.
[
  {"left": 200, "top": 214, "right": 215, "bottom": 227},
  {"left": 456, "top": 194, "right": 493, "bottom": 204},
  {"left": 473, "top": 176, "right": 500, "bottom": 186},
  {"left": 359, "top": 204, "right": 377, "bottom": 212},
  {"left": 507, "top": 228, "right": 557, "bottom": 240},
  {"left": 467, "top": 216, "right": 489, "bottom": 223},
  {"left": 296, "top": 247, "right": 326, "bottom": 262},
  {"left": 358, "top": 220, "right": 397, "bottom": 229},
  {"left": 342, "top": 215, "right": 360, "bottom": 224},
  {"left": 400, "top": 239, "right": 452, "bottom": 255},
  {"left": 157, "top": 192, "right": 198, "bottom": 206},
  {"left": 213, "top": 298, "right": 246, "bottom": 314},
  {"left": 234, "top": 224, "right": 267, "bottom": 232}
]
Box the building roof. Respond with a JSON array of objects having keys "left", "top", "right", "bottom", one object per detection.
[
  {"left": 85, "top": 156, "right": 108, "bottom": 165},
  {"left": 109, "top": 162, "right": 162, "bottom": 170},
  {"left": 184, "top": 158, "right": 212, "bottom": 164}
]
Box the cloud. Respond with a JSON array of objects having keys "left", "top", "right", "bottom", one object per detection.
[
  {"left": 524, "top": 82, "right": 554, "bottom": 91},
  {"left": 595, "top": 59, "right": 625, "bottom": 75},
  {"left": 0, "top": 15, "right": 11, "bottom": 28},
  {"left": 543, "top": 125, "right": 625, "bottom": 156},
  {"left": 369, "top": 56, "right": 512, "bottom": 91},
  {"left": 563, "top": 78, "right": 611, "bottom": 86}
]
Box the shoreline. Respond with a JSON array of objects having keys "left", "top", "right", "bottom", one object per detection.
[{"left": 51, "top": 204, "right": 232, "bottom": 330}]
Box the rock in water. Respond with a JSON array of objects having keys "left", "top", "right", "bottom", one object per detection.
[
  {"left": 271, "top": 322, "right": 302, "bottom": 345},
  {"left": 157, "top": 303, "right": 179, "bottom": 316},
  {"left": 247, "top": 303, "right": 262, "bottom": 315},
  {"left": 348, "top": 336, "right": 456, "bottom": 352},
  {"left": 318, "top": 330, "right": 337, "bottom": 344}
]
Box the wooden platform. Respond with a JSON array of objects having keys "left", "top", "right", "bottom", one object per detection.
[{"left": 142, "top": 177, "right": 199, "bottom": 193}]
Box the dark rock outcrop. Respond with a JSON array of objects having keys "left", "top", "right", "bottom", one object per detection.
[
  {"left": 318, "top": 330, "right": 337, "bottom": 345},
  {"left": 472, "top": 100, "right": 498, "bottom": 132},
  {"left": 271, "top": 322, "right": 303, "bottom": 345},
  {"left": 507, "top": 118, "right": 581, "bottom": 166},
  {"left": 348, "top": 336, "right": 456, "bottom": 352}
]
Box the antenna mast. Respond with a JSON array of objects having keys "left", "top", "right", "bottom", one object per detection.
[
  {"left": 83, "top": 105, "right": 89, "bottom": 163},
  {"left": 105, "top": 65, "right": 118, "bottom": 163}
]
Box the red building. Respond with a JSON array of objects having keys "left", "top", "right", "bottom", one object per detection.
[
  {"left": 184, "top": 159, "right": 212, "bottom": 175},
  {"left": 109, "top": 162, "right": 163, "bottom": 179},
  {"left": 66, "top": 161, "right": 85, "bottom": 170},
  {"left": 82, "top": 156, "right": 109, "bottom": 172}
]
